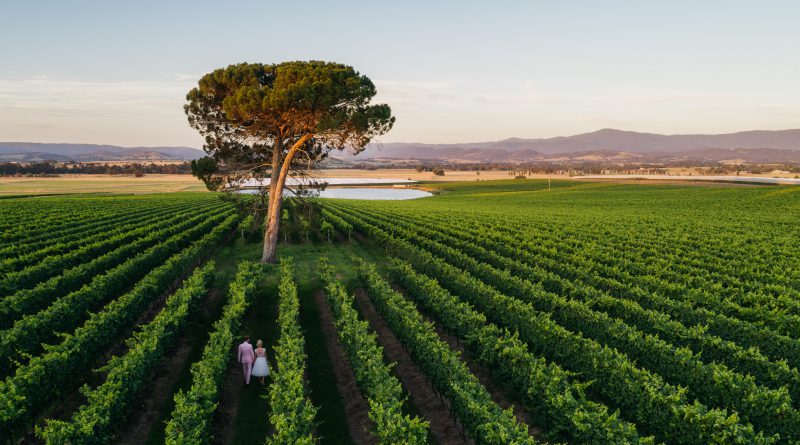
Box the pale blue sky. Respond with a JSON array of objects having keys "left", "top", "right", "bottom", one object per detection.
[{"left": 1, "top": 1, "right": 798, "bottom": 146}]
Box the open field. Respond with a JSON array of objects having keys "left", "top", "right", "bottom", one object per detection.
[
  {"left": 0, "top": 171, "right": 528, "bottom": 196},
  {"left": 317, "top": 168, "right": 550, "bottom": 182},
  {"left": 3, "top": 168, "right": 800, "bottom": 196},
  {"left": 656, "top": 166, "right": 800, "bottom": 177},
  {"left": 1, "top": 180, "right": 800, "bottom": 444},
  {"left": 0, "top": 174, "right": 208, "bottom": 195}
]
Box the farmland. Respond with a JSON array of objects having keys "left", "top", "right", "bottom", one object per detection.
[
  {"left": 0, "top": 175, "right": 209, "bottom": 196},
  {"left": 0, "top": 180, "right": 799, "bottom": 444}
]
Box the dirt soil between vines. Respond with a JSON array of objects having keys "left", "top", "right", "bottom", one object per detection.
[
  {"left": 117, "top": 287, "right": 225, "bottom": 445},
  {"left": 314, "top": 289, "right": 377, "bottom": 445},
  {"left": 353, "top": 288, "right": 472, "bottom": 445}
]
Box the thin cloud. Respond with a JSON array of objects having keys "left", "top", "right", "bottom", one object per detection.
[
  {"left": 0, "top": 75, "right": 200, "bottom": 146},
  {"left": 374, "top": 79, "right": 567, "bottom": 107},
  {"left": 0, "top": 76, "right": 194, "bottom": 112},
  {"left": 174, "top": 73, "right": 202, "bottom": 82},
  {"left": 374, "top": 80, "right": 461, "bottom": 103}
]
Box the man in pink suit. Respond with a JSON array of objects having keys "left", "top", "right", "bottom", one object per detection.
[{"left": 238, "top": 335, "right": 255, "bottom": 385}]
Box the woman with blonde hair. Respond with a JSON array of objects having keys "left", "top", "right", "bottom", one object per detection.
[{"left": 251, "top": 339, "right": 270, "bottom": 384}]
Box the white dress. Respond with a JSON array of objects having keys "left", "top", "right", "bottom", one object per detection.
[{"left": 252, "top": 348, "right": 270, "bottom": 377}]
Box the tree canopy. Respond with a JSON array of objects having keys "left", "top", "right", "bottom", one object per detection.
[
  {"left": 185, "top": 61, "right": 394, "bottom": 262},
  {"left": 186, "top": 61, "right": 394, "bottom": 180}
]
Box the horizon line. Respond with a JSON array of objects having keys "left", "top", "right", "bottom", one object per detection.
[{"left": 4, "top": 127, "right": 800, "bottom": 150}]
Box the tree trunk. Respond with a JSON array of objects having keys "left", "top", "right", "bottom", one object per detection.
[
  {"left": 261, "top": 189, "right": 284, "bottom": 263},
  {"left": 260, "top": 133, "right": 313, "bottom": 263},
  {"left": 260, "top": 140, "right": 284, "bottom": 263}
]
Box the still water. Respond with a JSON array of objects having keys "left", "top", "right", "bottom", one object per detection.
[
  {"left": 315, "top": 187, "right": 431, "bottom": 200},
  {"left": 240, "top": 187, "right": 432, "bottom": 200},
  {"left": 240, "top": 177, "right": 416, "bottom": 186}
]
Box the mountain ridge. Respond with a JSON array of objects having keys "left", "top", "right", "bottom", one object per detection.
[
  {"left": 0, "top": 142, "right": 204, "bottom": 161},
  {"left": 339, "top": 128, "right": 800, "bottom": 164},
  {"left": 357, "top": 128, "right": 800, "bottom": 157},
  {"left": 3, "top": 129, "right": 800, "bottom": 163}
]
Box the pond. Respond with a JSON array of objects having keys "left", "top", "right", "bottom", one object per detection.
[
  {"left": 240, "top": 177, "right": 417, "bottom": 186},
  {"left": 315, "top": 187, "right": 432, "bottom": 200},
  {"left": 240, "top": 187, "right": 432, "bottom": 200}
]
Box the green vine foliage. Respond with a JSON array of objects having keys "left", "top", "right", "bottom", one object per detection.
[
  {"left": 0, "top": 213, "right": 239, "bottom": 437},
  {"left": 265, "top": 257, "right": 318, "bottom": 445},
  {"left": 355, "top": 258, "right": 539, "bottom": 445},
  {"left": 318, "top": 258, "right": 429, "bottom": 445},
  {"left": 336, "top": 202, "right": 800, "bottom": 441},
  {"left": 322, "top": 202, "right": 777, "bottom": 445},
  {"left": 164, "top": 260, "right": 262, "bottom": 445},
  {"left": 36, "top": 262, "right": 216, "bottom": 444}
]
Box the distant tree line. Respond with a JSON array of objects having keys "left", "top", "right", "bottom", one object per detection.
[
  {"left": 2, "top": 159, "right": 798, "bottom": 178},
  {"left": 351, "top": 160, "right": 800, "bottom": 176},
  {"left": 0, "top": 161, "right": 193, "bottom": 176}
]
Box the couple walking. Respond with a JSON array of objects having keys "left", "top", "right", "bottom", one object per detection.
[{"left": 238, "top": 336, "right": 270, "bottom": 385}]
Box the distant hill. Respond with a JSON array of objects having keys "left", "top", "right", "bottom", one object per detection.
[
  {"left": 0, "top": 143, "right": 204, "bottom": 162},
  {"left": 5, "top": 129, "right": 800, "bottom": 164},
  {"left": 0, "top": 151, "right": 74, "bottom": 162},
  {"left": 339, "top": 129, "right": 800, "bottom": 164}
]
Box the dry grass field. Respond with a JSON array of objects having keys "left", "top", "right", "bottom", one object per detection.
[
  {"left": 318, "top": 168, "right": 538, "bottom": 182},
  {"left": 2, "top": 168, "right": 795, "bottom": 196},
  {"left": 0, "top": 170, "right": 552, "bottom": 195},
  {"left": 0, "top": 174, "right": 208, "bottom": 195}
]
